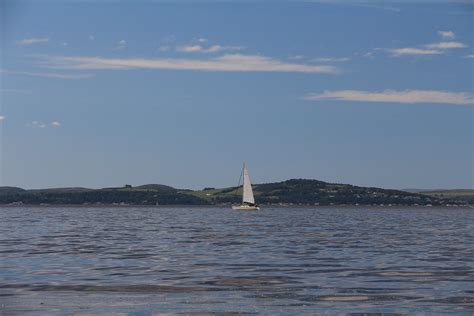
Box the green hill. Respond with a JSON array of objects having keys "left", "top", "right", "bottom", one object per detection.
[
  {"left": 134, "top": 184, "right": 177, "bottom": 191},
  {"left": 0, "top": 180, "right": 467, "bottom": 206},
  {"left": 0, "top": 184, "right": 204, "bottom": 206},
  {"left": 420, "top": 189, "right": 474, "bottom": 205},
  {"left": 187, "top": 179, "right": 451, "bottom": 206},
  {"left": 28, "top": 187, "right": 94, "bottom": 193},
  {"left": 0, "top": 187, "right": 26, "bottom": 196}
]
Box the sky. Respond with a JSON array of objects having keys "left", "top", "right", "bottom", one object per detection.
[{"left": 0, "top": 0, "right": 473, "bottom": 190}]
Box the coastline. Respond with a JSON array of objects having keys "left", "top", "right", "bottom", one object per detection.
[{"left": 1, "top": 203, "right": 471, "bottom": 209}]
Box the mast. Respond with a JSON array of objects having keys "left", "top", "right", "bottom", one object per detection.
[{"left": 242, "top": 163, "right": 246, "bottom": 204}]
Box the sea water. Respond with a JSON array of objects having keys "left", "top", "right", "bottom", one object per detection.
[{"left": 0, "top": 206, "right": 473, "bottom": 315}]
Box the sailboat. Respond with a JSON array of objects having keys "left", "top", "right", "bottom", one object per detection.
[{"left": 232, "top": 163, "right": 260, "bottom": 210}]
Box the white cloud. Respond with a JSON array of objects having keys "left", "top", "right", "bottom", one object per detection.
[
  {"left": 303, "top": 89, "right": 474, "bottom": 105},
  {"left": 28, "top": 121, "right": 61, "bottom": 128},
  {"left": 177, "top": 44, "right": 243, "bottom": 53},
  {"left": 42, "top": 54, "right": 339, "bottom": 74},
  {"left": 387, "top": 47, "right": 442, "bottom": 56},
  {"left": 115, "top": 40, "right": 127, "bottom": 50},
  {"left": 0, "top": 116, "right": 5, "bottom": 122},
  {"left": 464, "top": 54, "right": 474, "bottom": 58},
  {"left": 29, "top": 121, "right": 47, "bottom": 128},
  {"left": 314, "top": 57, "right": 351, "bottom": 62},
  {"left": 177, "top": 45, "right": 203, "bottom": 53},
  {"left": 425, "top": 41, "right": 466, "bottom": 49},
  {"left": 363, "top": 51, "right": 374, "bottom": 58},
  {"left": 351, "top": 2, "right": 401, "bottom": 12},
  {"left": 207, "top": 45, "right": 243, "bottom": 53},
  {"left": 438, "top": 30, "right": 455, "bottom": 39},
  {"left": 17, "top": 37, "right": 50, "bottom": 45},
  {"left": 387, "top": 31, "right": 467, "bottom": 57},
  {"left": 288, "top": 55, "right": 304, "bottom": 60},
  {"left": 89, "top": 35, "right": 95, "bottom": 41},
  {"left": 2, "top": 70, "right": 95, "bottom": 80},
  {"left": 17, "top": 37, "right": 49, "bottom": 45}
]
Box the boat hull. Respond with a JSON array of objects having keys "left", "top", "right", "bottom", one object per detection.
[{"left": 232, "top": 205, "right": 260, "bottom": 211}]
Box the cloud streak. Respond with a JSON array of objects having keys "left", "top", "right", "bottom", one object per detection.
[
  {"left": 3, "top": 70, "right": 95, "bottom": 80},
  {"left": 387, "top": 47, "right": 442, "bottom": 56},
  {"left": 29, "top": 121, "right": 47, "bottom": 128},
  {"left": 41, "top": 54, "right": 339, "bottom": 74},
  {"left": 313, "top": 57, "right": 351, "bottom": 62},
  {"left": 303, "top": 89, "right": 474, "bottom": 105},
  {"left": 438, "top": 30, "right": 455, "bottom": 39},
  {"left": 288, "top": 55, "right": 304, "bottom": 60},
  {"left": 18, "top": 38, "right": 50, "bottom": 45},
  {"left": 387, "top": 31, "right": 468, "bottom": 57},
  {"left": 177, "top": 44, "right": 243, "bottom": 53},
  {"left": 0, "top": 116, "right": 5, "bottom": 122},
  {"left": 425, "top": 41, "right": 466, "bottom": 49},
  {"left": 26, "top": 121, "right": 61, "bottom": 128}
]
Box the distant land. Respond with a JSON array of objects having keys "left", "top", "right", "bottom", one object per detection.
[
  {"left": 417, "top": 189, "right": 474, "bottom": 205},
  {"left": 0, "top": 179, "right": 471, "bottom": 206}
]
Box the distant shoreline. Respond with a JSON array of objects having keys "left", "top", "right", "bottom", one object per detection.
[
  {"left": 1, "top": 179, "right": 471, "bottom": 207},
  {"left": 1, "top": 204, "right": 471, "bottom": 209}
]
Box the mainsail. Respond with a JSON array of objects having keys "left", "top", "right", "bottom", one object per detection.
[{"left": 242, "top": 164, "right": 255, "bottom": 205}]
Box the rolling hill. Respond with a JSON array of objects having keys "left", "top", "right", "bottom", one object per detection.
[{"left": 0, "top": 179, "right": 467, "bottom": 206}]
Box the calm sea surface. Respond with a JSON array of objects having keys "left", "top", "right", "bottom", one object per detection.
[{"left": 0, "top": 206, "right": 473, "bottom": 315}]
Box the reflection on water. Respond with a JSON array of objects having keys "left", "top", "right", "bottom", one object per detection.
[{"left": 0, "top": 206, "right": 473, "bottom": 315}]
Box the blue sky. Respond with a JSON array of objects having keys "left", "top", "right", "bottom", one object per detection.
[{"left": 0, "top": 0, "right": 473, "bottom": 190}]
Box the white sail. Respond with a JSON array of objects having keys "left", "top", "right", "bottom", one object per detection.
[{"left": 242, "top": 164, "right": 255, "bottom": 205}]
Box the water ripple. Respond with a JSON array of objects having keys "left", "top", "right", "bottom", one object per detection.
[{"left": 0, "top": 206, "right": 473, "bottom": 315}]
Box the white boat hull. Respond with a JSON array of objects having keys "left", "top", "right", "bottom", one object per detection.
[{"left": 232, "top": 205, "right": 260, "bottom": 211}]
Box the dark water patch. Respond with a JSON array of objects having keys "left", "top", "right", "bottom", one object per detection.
[
  {"left": 92, "top": 265, "right": 124, "bottom": 271},
  {"left": 353, "top": 270, "right": 474, "bottom": 278},
  {"left": 117, "top": 253, "right": 156, "bottom": 259},
  {"left": 425, "top": 296, "right": 474, "bottom": 305},
  {"left": 244, "top": 290, "right": 309, "bottom": 301},
  {"left": 0, "top": 249, "right": 27, "bottom": 254},
  {"left": 0, "top": 238, "right": 29, "bottom": 243},
  {"left": 2, "top": 283, "right": 221, "bottom": 293},
  {"left": 186, "top": 312, "right": 259, "bottom": 315},
  {"left": 26, "top": 250, "right": 66, "bottom": 255},
  {"left": 337, "top": 287, "right": 413, "bottom": 294},
  {"left": 177, "top": 300, "right": 231, "bottom": 305},
  {"left": 201, "top": 276, "right": 298, "bottom": 287},
  {"left": 212, "top": 241, "right": 250, "bottom": 246},
  {"left": 349, "top": 313, "right": 407, "bottom": 316},
  {"left": 302, "top": 294, "right": 422, "bottom": 303},
  {"left": 365, "top": 279, "right": 442, "bottom": 284}
]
